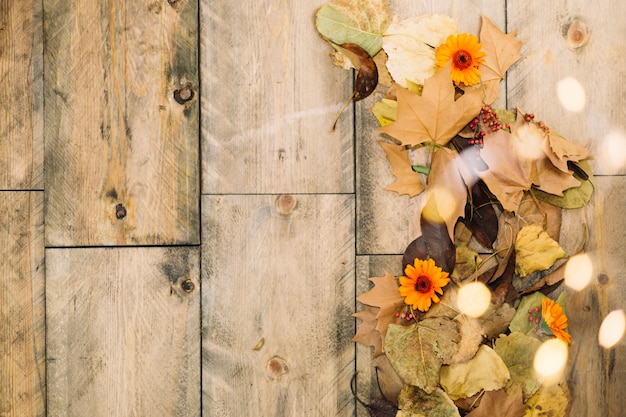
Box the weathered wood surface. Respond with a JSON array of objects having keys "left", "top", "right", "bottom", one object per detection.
[
  {"left": 200, "top": 0, "right": 354, "bottom": 194},
  {"left": 0, "top": 1, "right": 43, "bottom": 190},
  {"left": 0, "top": 192, "right": 45, "bottom": 417},
  {"left": 44, "top": 0, "right": 199, "bottom": 246},
  {"left": 46, "top": 247, "right": 200, "bottom": 416},
  {"left": 202, "top": 194, "right": 355, "bottom": 416},
  {"left": 567, "top": 176, "right": 626, "bottom": 417},
  {"left": 507, "top": 0, "right": 626, "bottom": 176}
]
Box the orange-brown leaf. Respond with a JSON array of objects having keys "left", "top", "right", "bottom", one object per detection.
[
  {"left": 379, "top": 141, "right": 424, "bottom": 197},
  {"left": 380, "top": 63, "right": 484, "bottom": 147},
  {"left": 465, "top": 386, "right": 525, "bottom": 417},
  {"left": 478, "top": 15, "right": 522, "bottom": 103},
  {"left": 353, "top": 306, "right": 384, "bottom": 356},
  {"left": 357, "top": 271, "right": 405, "bottom": 340}
]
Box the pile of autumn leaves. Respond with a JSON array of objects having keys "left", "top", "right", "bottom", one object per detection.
[{"left": 316, "top": 1, "right": 593, "bottom": 416}]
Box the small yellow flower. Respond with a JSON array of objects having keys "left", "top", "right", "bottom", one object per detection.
[
  {"left": 399, "top": 258, "right": 450, "bottom": 312},
  {"left": 435, "top": 33, "right": 486, "bottom": 86},
  {"left": 541, "top": 298, "right": 571, "bottom": 344}
]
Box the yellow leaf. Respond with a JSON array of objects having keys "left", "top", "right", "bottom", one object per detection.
[
  {"left": 380, "top": 63, "right": 484, "bottom": 147},
  {"left": 524, "top": 380, "right": 570, "bottom": 417},
  {"left": 379, "top": 141, "right": 424, "bottom": 197},
  {"left": 515, "top": 224, "right": 568, "bottom": 277},
  {"left": 371, "top": 98, "right": 397, "bottom": 126}
]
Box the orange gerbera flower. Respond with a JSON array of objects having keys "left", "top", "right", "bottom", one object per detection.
[
  {"left": 399, "top": 258, "right": 450, "bottom": 312},
  {"left": 541, "top": 298, "right": 571, "bottom": 344},
  {"left": 435, "top": 33, "right": 486, "bottom": 86}
]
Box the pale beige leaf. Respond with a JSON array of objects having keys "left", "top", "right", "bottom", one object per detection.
[{"left": 379, "top": 141, "right": 424, "bottom": 197}]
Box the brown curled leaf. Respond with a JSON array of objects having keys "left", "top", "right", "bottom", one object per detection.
[{"left": 339, "top": 42, "right": 379, "bottom": 100}]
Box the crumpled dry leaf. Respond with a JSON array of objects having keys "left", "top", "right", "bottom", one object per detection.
[
  {"left": 478, "top": 15, "right": 522, "bottom": 103},
  {"left": 515, "top": 224, "right": 567, "bottom": 277},
  {"left": 523, "top": 379, "right": 571, "bottom": 417},
  {"left": 494, "top": 332, "right": 543, "bottom": 400},
  {"left": 383, "top": 14, "right": 457, "bottom": 88},
  {"left": 448, "top": 316, "right": 484, "bottom": 364},
  {"left": 385, "top": 318, "right": 459, "bottom": 393},
  {"left": 380, "top": 64, "right": 484, "bottom": 147},
  {"left": 465, "top": 386, "right": 525, "bottom": 417},
  {"left": 440, "top": 345, "right": 510, "bottom": 400},
  {"left": 480, "top": 302, "right": 516, "bottom": 339},
  {"left": 315, "top": 0, "right": 390, "bottom": 57},
  {"left": 379, "top": 141, "right": 424, "bottom": 197},
  {"left": 356, "top": 272, "right": 405, "bottom": 346},
  {"left": 353, "top": 306, "right": 384, "bottom": 356},
  {"left": 397, "top": 385, "right": 460, "bottom": 417}
]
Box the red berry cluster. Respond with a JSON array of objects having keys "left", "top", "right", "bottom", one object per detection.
[
  {"left": 524, "top": 112, "right": 550, "bottom": 134},
  {"left": 467, "top": 105, "right": 508, "bottom": 148}
]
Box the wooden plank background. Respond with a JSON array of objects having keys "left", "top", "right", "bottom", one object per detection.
[{"left": 0, "top": 0, "right": 624, "bottom": 416}]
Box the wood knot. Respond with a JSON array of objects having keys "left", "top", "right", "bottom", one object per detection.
[
  {"left": 174, "top": 84, "right": 194, "bottom": 104},
  {"left": 564, "top": 18, "right": 590, "bottom": 50},
  {"left": 597, "top": 273, "right": 610, "bottom": 285},
  {"left": 181, "top": 279, "right": 195, "bottom": 293},
  {"left": 115, "top": 203, "right": 127, "bottom": 219},
  {"left": 266, "top": 356, "right": 288, "bottom": 380},
  {"left": 276, "top": 195, "right": 297, "bottom": 215}
]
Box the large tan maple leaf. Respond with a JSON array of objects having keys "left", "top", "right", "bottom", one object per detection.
[
  {"left": 380, "top": 63, "right": 484, "bottom": 147},
  {"left": 379, "top": 140, "right": 424, "bottom": 197}
]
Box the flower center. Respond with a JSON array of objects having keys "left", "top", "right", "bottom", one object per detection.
[
  {"left": 414, "top": 275, "right": 433, "bottom": 293},
  {"left": 452, "top": 50, "right": 473, "bottom": 70}
]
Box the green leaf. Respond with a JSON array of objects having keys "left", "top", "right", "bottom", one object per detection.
[
  {"left": 440, "top": 345, "right": 510, "bottom": 400},
  {"left": 315, "top": 0, "right": 390, "bottom": 57},
  {"left": 532, "top": 160, "right": 594, "bottom": 208},
  {"left": 397, "top": 385, "right": 461, "bottom": 417},
  {"left": 384, "top": 318, "right": 459, "bottom": 393},
  {"left": 508, "top": 292, "right": 545, "bottom": 335},
  {"left": 494, "top": 332, "right": 543, "bottom": 400}
]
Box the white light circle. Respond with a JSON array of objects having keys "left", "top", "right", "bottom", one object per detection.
[
  {"left": 457, "top": 282, "right": 491, "bottom": 318},
  {"left": 534, "top": 338, "right": 569, "bottom": 378},
  {"left": 599, "top": 310, "right": 626, "bottom": 349},
  {"left": 557, "top": 77, "right": 586, "bottom": 112}
]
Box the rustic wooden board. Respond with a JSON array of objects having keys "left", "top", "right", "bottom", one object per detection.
[
  {"left": 44, "top": 0, "right": 199, "bottom": 246},
  {"left": 46, "top": 247, "right": 200, "bottom": 416},
  {"left": 0, "top": 1, "right": 44, "bottom": 190},
  {"left": 0, "top": 192, "right": 45, "bottom": 417},
  {"left": 200, "top": 0, "right": 354, "bottom": 194},
  {"left": 202, "top": 194, "right": 355, "bottom": 416},
  {"left": 356, "top": 1, "right": 505, "bottom": 255},
  {"left": 507, "top": 0, "right": 626, "bottom": 175},
  {"left": 567, "top": 176, "right": 626, "bottom": 417}
]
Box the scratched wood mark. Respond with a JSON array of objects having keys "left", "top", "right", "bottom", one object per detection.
[
  {"left": 46, "top": 247, "right": 200, "bottom": 417},
  {"left": 202, "top": 194, "right": 355, "bottom": 416},
  {"left": 0, "top": 0, "right": 43, "bottom": 190},
  {"left": 44, "top": 0, "right": 199, "bottom": 246},
  {"left": 0, "top": 192, "right": 45, "bottom": 417}
]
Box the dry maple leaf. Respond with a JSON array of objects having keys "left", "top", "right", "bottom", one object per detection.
[
  {"left": 353, "top": 306, "right": 384, "bottom": 356},
  {"left": 356, "top": 272, "right": 405, "bottom": 345},
  {"left": 379, "top": 141, "right": 424, "bottom": 197},
  {"left": 380, "top": 63, "right": 484, "bottom": 147},
  {"left": 478, "top": 15, "right": 522, "bottom": 104}
]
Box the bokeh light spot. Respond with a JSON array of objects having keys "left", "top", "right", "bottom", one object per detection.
[
  {"left": 557, "top": 77, "right": 586, "bottom": 112},
  {"left": 598, "top": 310, "right": 626, "bottom": 349},
  {"left": 457, "top": 282, "right": 491, "bottom": 318},
  {"left": 564, "top": 253, "right": 593, "bottom": 291},
  {"left": 602, "top": 129, "right": 626, "bottom": 171},
  {"left": 534, "top": 338, "right": 569, "bottom": 378}
]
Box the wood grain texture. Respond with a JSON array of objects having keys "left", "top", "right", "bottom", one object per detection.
[
  {"left": 200, "top": 0, "right": 354, "bottom": 194},
  {"left": 0, "top": 1, "right": 44, "bottom": 190},
  {"left": 46, "top": 247, "right": 200, "bottom": 417},
  {"left": 567, "top": 176, "right": 626, "bottom": 417},
  {"left": 44, "top": 0, "right": 199, "bottom": 246},
  {"left": 507, "top": 0, "right": 626, "bottom": 175},
  {"left": 202, "top": 194, "right": 355, "bottom": 416},
  {"left": 356, "top": 0, "right": 505, "bottom": 255},
  {"left": 0, "top": 192, "right": 45, "bottom": 417}
]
